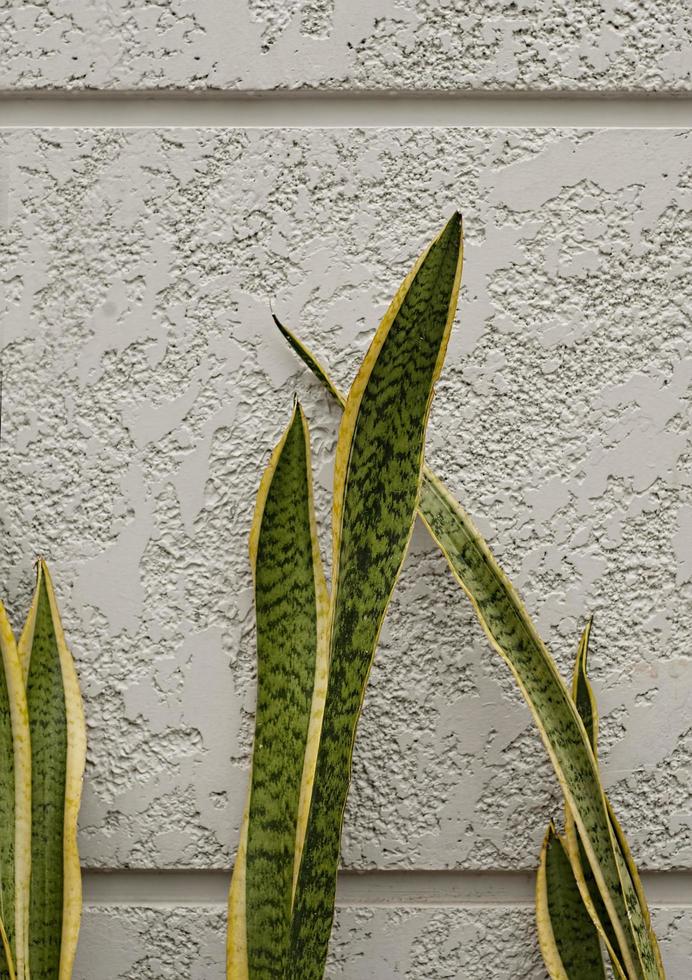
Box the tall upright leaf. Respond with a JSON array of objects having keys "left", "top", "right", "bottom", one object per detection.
[
  {"left": 536, "top": 620, "right": 627, "bottom": 980},
  {"left": 563, "top": 623, "right": 664, "bottom": 978},
  {"left": 275, "top": 316, "right": 662, "bottom": 979},
  {"left": 227, "top": 404, "right": 328, "bottom": 979},
  {"left": 536, "top": 823, "right": 606, "bottom": 980},
  {"left": 288, "top": 213, "right": 464, "bottom": 979},
  {"left": 0, "top": 602, "right": 30, "bottom": 980},
  {"left": 19, "top": 562, "right": 86, "bottom": 980}
]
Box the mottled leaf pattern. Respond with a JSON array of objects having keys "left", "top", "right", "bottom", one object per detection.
[
  {"left": 0, "top": 601, "right": 30, "bottom": 980},
  {"left": 20, "top": 562, "right": 86, "bottom": 980},
  {"left": 287, "top": 213, "right": 463, "bottom": 979},
  {"left": 573, "top": 620, "right": 597, "bottom": 748},
  {"left": 0, "top": 613, "right": 17, "bottom": 980},
  {"left": 563, "top": 624, "right": 664, "bottom": 978},
  {"left": 0, "top": 917, "right": 15, "bottom": 980},
  {"left": 536, "top": 823, "right": 606, "bottom": 979},
  {"left": 25, "top": 575, "right": 66, "bottom": 979},
  {"left": 563, "top": 625, "right": 625, "bottom": 975},
  {"left": 416, "top": 475, "right": 659, "bottom": 979},
  {"left": 275, "top": 317, "right": 663, "bottom": 979},
  {"left": 227, "top": 405, "right": 327, "bottom": 980}
]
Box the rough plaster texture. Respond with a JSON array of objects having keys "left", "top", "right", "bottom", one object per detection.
[
  {"left": 1, "top": 127, "right": 690, "bottom": 889},
  {"left": 73, "top": 904, "right": 692, "bottom": 979},
  {"left": 1, "top": 0, "right": 691, "bottom": 93}
]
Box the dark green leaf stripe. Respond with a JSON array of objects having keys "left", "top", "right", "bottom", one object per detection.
[
  {"left": 288, "top": 213, "right": 463, "bottom": 979},
  {"left": 537, "top": 824, "right": 606, "bottom": 979},
  {"left": 0, "top": 612, "right": 16, "bottom": 980},
  {"left": 236, "top": 405, "right": 324, "bottom": 979},
  {"left": 25, "top": 573, "right": 67, "bottom": 980},
  {"left": 275, "top": 316, "right": 662, "bottom": 979}
]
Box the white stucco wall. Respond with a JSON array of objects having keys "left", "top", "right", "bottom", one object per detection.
[
  {"left": 2, "top": 0, "right": 690, "bottom": 92},
  {"left": 1, "top": 5, "right": 690, "bottom": 979}
]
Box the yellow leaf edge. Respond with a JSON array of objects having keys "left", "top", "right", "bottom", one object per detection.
[
  {"left": 227, "top": 407, "right": 297, "bottom": 980},
  {"left": 226, "top": 795, "right": 249, "bottom": 980},
  {"left": 0, "top": 602, "right": 29, "bottom": 980},
  {"left": 329, "top": 212, "right": 464, "bottom": 600},
  {"left": 226, "top": 402, "right": 329, "bottom": 978},
  {"left": 561, "top": 812, "right": 627, "bottom": 980},
  {"left": 564, "top": 624, "right": 664, "bottom": 978},
  {"left": 535, "top": 822, "right": 570, "bottom": 980},
  {"left": 20, "top": 562, "right": 87, "bottom": 980},
  {"left": 0, "top": 915, "right": 16, "bottom": 980},
  {"left": 290, "top": 408, "right": 329, "bottom": 903},
  {"left": 416, "top": 474, "right": 642, "bottom": 979},
  {"left": 275, "top": 315, "right": 657, "bottom": 979}
]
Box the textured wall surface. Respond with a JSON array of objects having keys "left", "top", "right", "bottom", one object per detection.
[
  {"left": 3, "top": 126, "right": 690, "bottom": 871},
  {"left": 1, "top": 125, "right": 691, "bottom": 975},
  {"left": 1, "top": 0, "right": 691, "bottom": 92},
  {"left": 2, "top": 2, "right": 692, "bottom": 975},
  {"left": 72, "top": 904, "right": 692, "bottom": 979}
]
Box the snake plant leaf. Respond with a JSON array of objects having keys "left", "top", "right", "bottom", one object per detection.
[
  {"left": 274, "top": 318, "right": 661, "bottom": 980},
  {"left": 417, "top": 476, "right": 657, "bottom": 978},
  {"left": 0, "top": 602, "right": 30, "bottom": 980},
  {"left": 554, "top": 622, "right": 626, "bottom": 978},
  {"left": 287, "top": 213, "right": 464, "bottom": 980},
  {"left": 227, "top": 403, "right": 328, "bottom": 980},
  {"left": 18, "top": 561, "right": 86, "bottom": 980},
  {"left": 607, "top": 806, "right": 663, "bottom": 973},
  {"left": 564, "top": 623, "right": 664, "bottom": 978},
  {"left": 0, "top": 918, "right": 15, "bottom": 980},
  {"left": 536, "top": 823, "right": 606, "bottom": 979},
  {"left": 573, "top": 618, "right": 597, "bottom": 749},
  {"left": 227, "top": 801, "right": 249, "bottom": 980},
  {"left": 273, "top": 315, "right": 346, "bottom": 411}
]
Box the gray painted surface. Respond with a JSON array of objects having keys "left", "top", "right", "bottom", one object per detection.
[
  {"left": 3, "top": 126, "right": 690, "bottom": 875},
  {"left": 73, "top": 904, "right": 692, "bottom": 979},
  {"left": 1, "top": 0, "right": 690, "bottom": 92},
  {"left": 1, "top": 6, "right": 691, "bottom": 974}
]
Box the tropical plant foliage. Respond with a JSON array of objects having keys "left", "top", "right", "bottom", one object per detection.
[
  {"left": 537, "top": 622, "right": 664, "bottom": 979},
  {"left": 0, "top": 561, "right": 87, "bottom": 980},
  {"left": 269, "top": 295, "right": 664, "bottom": 976},
  {"left": 228, "top": 214, "right": 464, "bottom": 979}
]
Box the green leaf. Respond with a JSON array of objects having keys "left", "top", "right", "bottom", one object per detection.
[
  {"left": 563, "top": 623, "right": 664, "bottom": 978},
  {"left": 288, "top": 213, "right": 464, "bottom": 979},
  {"left": 227, "top": 405, "right": 328, "bottom": 980},
  {"left": 573, "top": 619, "right": 597, "bottom": 751},
  {"left": 0, "top": 919, "right": 15, "bottom": 980},
  {"left": 563, "top": 623, "right": 625, "bottom": 977},
  {"left": 19, "top": 561, "right": 86, "bottom": 980},
  {"left": 536, "top": 823, "right": 606, "bottom": 979},
  {"left": 0, "top": 610, "right": 17, "bottom": 980},
  {"left": 413, "top": 474, "right": 659, "bottom": 979},
  {"left": 0, "top": 600, "right": 30, "bottom": 980},
  {"left": 275, "top": 317, "right": 663, "bottom": 980}
]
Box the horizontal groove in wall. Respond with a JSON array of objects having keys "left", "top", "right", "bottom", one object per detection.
[
  {"left": 81, "top": 868, "right": 692, "bottom": 909},
  {"left": 1, "top": 93, "right": 691, "bottom": 128}
]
